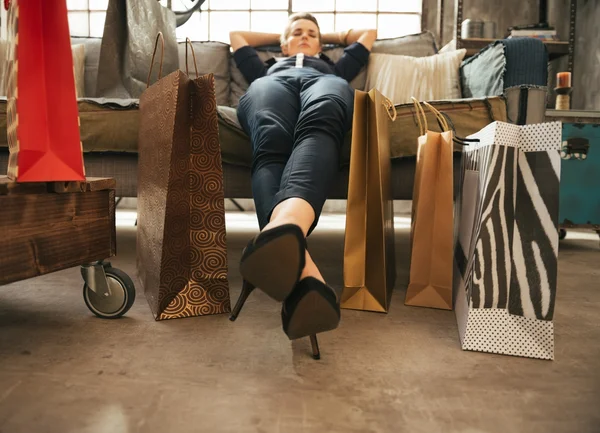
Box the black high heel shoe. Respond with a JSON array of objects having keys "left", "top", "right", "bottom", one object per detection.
[
  {"left": 230, "top": 224, "right": 306, "bottom": 321},
  {"left": 281, "top": 277, "right": 341, "bottom": 360}
]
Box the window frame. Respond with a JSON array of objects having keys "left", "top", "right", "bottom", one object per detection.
[{"left": 68, "top": 0, "right": 426, "bottom": 40}]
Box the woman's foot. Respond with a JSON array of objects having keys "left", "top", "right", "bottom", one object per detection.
[
  {"left": 281, "top": 277, "right": 340, "bottom": 341},
  {"left": 238, "top": 223, "right": 305, "bottom": 302},
  {"left": 262, "top": 198, "right": 315, "bottom": 237},
  {"left": 300, "top": 249, "right": 325, "bottom": 283},
  {"left": 231, "top": 223, "right": 305, "bottom": 320}
]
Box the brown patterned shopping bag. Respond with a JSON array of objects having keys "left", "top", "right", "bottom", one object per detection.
[{"left": 136, "top": 35, "right": 230, "bottom": 320}]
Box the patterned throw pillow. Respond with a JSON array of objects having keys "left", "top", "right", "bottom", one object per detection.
[{"left": 365, "top": 49, "right": 467, "bottom": 105}]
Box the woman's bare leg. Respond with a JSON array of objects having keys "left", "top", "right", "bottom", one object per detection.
[{"left": 262, "top": 197, "right": 324, "bottom": 282}]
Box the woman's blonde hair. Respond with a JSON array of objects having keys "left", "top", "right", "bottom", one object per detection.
[{"left": 280, "top": 12, "right": 322, "bottom": 45}]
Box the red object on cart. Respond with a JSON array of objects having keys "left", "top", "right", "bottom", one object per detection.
[{"left": 5, "top": 0, "right": 85, "bottom": 182}]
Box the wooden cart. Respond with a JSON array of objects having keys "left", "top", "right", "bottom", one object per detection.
[{"left": 0, "top": 176, "right": 135, "bottom": 318}]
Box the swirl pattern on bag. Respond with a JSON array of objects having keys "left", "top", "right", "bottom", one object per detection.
[{"left": 137, "top": 71, "right": 230, "bottom": 320}]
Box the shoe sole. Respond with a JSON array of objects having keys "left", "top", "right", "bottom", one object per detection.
[
  {"left": 285, "top": 290, "right": 340, "bottom": 340},
  {"left": 239, "top": 233, "right": 302, "bottom": 302}
]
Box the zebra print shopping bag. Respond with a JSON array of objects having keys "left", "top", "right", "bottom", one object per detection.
[{"left": 453, "top": 121, "right": 562, "bottom": 360}]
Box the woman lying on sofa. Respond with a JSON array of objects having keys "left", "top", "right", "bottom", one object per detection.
[{"left": 228, "top": 13, "right": 376, "bottom": 358}]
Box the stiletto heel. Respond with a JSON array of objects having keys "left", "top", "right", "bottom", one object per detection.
[
  {"left": 229, "top": 280, "right": 255, "bottom": 321},
  {"left": 281, "top": 277, "right": 340, "bottom": 360},
  {"left": 310, "top": 334, "right": 320, "bottom": 360}
]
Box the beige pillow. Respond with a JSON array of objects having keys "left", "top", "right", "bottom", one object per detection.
[
  {"left": 365, "top": 49, "right": 467, "bottom": 105},
  {"left": 72, "top": 44, "right": 85, "bottom": 98}
]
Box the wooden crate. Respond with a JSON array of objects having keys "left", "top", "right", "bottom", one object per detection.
[{"left": 0, "top": 177, "right": 116, "bottom": 286}]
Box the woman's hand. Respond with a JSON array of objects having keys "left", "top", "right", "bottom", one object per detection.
[
  {"left": 229, "top": 31, "right": 281, "bottom": 52},
  {"left": 321, "top": 29, "right": 377, "bottom": 51}
]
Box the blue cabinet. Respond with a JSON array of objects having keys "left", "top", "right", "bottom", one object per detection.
[{"left": 546, "top": 110, "right": 600, "bottom": 234}]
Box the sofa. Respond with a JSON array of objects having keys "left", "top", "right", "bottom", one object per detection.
[{"left": 0, "top": 32, "right": 549, "bottom": 199}]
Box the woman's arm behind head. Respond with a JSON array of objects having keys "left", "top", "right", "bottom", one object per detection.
[
  {"left": 321, "top": 29, "right": 378, "bottom": 51},
  {"left": 229, "top": 31, "right": 281, "bottom": 52},
  {"left": 352, "top": 29, "right": 377, "bottom": 51}
]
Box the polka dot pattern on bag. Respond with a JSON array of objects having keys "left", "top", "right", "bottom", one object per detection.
[
  {"left": 520, "top": 121, "right": 562, "bottom": 152},
  {"left": 462, "top": 308, "right": 554, "bottom": 360},
  {"left": 465, "top": 122, "right": 520, "bottom": 152}
]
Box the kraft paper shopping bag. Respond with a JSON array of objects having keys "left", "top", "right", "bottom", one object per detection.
[
  {"left": 342, "top": 89, "right": 396, "bottom": 312},
  {"left": 405, "top": 100, "right": 454, "bottom": 310}
]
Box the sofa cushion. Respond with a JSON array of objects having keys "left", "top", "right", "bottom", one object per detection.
[
  {"left": 68, "top": 37, "right": 232, "bottom": 102},
  {"left": 229, "top": 31, "right": 439, "bottom": 107},
  {"left": 72, "top": 44, "right": 86, "bottom": 98},
  {"left": 0, "top": 41, "right": 87, "bottom": 98},
  {"left": 217, "top": 106, "right": 253, "bottom": 167},
  {"left": 326, "top": 31, "right": 440, "bottom": 92},
  {"left": 0, "top": 95, "right": 506, "bottom": 170},
  {"left": 389, "top": 96, "right": 507, "bottom": 158},
  {"left": 0, "top": 97, "right": 140, "bottom": 153},
  {"left": 177, "top": 41, "right": 231, "bottom": 107},
  {"left": 215, "top": 96, "right": 506, "bottom": 166},
  {"left": 216, "top": 106, "right": 352, "bottom": 168},
  {"left": 0, "top": 41, "right": 7, "bottom": 96},
  {"left": 71, "top": 37, "right": 103, "bottom": 98},
  {"left": 78, "top": 98, "right": 141, "bottom": 153}
]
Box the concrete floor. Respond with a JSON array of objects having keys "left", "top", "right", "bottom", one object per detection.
[{"left": 0, "top": 211, "right": 599, "bottom": 433}]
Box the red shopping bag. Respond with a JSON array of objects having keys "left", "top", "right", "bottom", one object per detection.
[{"left": 5, "top": 0, "right": 85, "bottom": 182}]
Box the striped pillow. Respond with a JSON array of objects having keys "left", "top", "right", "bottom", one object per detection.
[{"left": 365, "top": 49, "right": 467, "bottom": 105}]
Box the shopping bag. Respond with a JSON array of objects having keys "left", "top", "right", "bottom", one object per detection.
[
  {"left": 5, "top": 0, "right": 85, "bottom": 182},
  {"left": 342, "top": 89, "right": 396, "bottom": 312},
  {"left": 453, "top": 121, "right": 562, "bottom": 359},
  {"left": 405, "top": 100, "right": 454, "bottom": 310},
  {"left": 136, "top": 35, "right": 230, "bottom": 320},
  {"left": 96, "top": 0, "right": 178, "bottom": 98}
]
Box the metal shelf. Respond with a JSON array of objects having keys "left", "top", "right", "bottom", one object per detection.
[{"left": 460, "top": 38, "right": 570, "bottom": 60}]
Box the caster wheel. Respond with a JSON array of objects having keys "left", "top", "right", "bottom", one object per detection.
[
  {"left": 559, "top": 229, "right": 567, "bottom": 240},
  {"left": 83, "top": 267, "right": 135, "bottom": 319}
]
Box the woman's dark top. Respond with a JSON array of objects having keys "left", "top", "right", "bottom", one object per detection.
[{"left": 233, "top": 42, "right": 370, "bottom": 85}]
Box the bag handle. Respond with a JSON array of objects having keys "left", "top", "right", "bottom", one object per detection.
[
  {"left": 423, "top": 101, "right": 450, "bottom": 132},
  {"left": 185, "top": 38, "right": 199, "bottom": 78},
  {"left": 146, "top": 32, "right": 165, "bottom": 88},
  {"left": 383, "top": 97, "right": 397, "bottom": 122},
  {"left": 423, "top": 101, "right": 480, "bottom": 145},
  {"left": 438, "top": 111, "right": 480, "bottom": 146},
  {"left": 411, "top": 98, "right": 480, "bottom": 145},
  {"left": 411, "top": 97, "right": 428, "bottom": 136}
]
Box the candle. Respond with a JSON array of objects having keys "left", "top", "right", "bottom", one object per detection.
[{"left": 557, "top": 72, "right": 572, "bottom": 88}]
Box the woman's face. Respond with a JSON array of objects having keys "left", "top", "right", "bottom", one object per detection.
[{"left": 281, "top": 19, "right": 321, "bottom": 57}]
